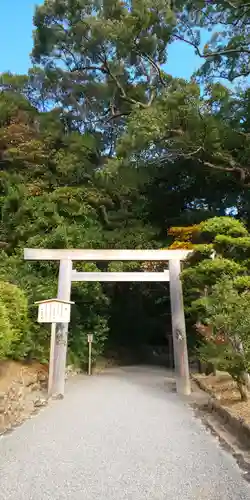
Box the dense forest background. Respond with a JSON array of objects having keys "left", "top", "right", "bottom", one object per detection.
[{"left": 0, "top": 0, "right": 249, "bottom": 369}]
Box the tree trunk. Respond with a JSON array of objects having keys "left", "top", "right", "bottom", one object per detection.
[
  {"left": 233, "top": 337, "right": 250, "bottom": 390},
  {"left": 197, "top": 360, "right": 203, "bottom": 373},
  {"left": 237, "top": 380, "right": 248, "bottom": 402},
  {"left": 243, "top": 372, "right": 250, "bottom": 390},
  {"left": 205, "top": 362, "right": 215, "bottom": 376}
]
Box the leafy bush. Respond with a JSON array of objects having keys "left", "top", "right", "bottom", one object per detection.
[
  {"left": 214, "top": 235, "right": 250, "bottom": 262},
  {"left": 197, "top": 340, "right": 249, "bottom": 400},
  {"left": 0, "top": 253, "right": 110, "bottom": 366},
  {"left": 182, "top": 258, "right": 243, "bottom": 290},
  {"left": 0, "top": 281, "right": 29, "bottom": 340},
  {"left": 68, "top": 316, "right": 109, "bottom": 369},
  {"left": 0, "top": 299, "right": 13, "bottom": 358},
  {"left": 178, "top": 217, "right": 250, "bottom": 400},
  {"left": 199, "top": 217, "right": 248, "bottom": 242},
  {"left": 0, "top": 281, "right": 29, "bottom": 359},
  {"left": 196, "top": 279, "right": 250, "bottom": 400},
  {"left": 233, "top": 276, "right": 250, "bottom": 293}
]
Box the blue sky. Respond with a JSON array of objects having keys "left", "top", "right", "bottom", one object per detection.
[
  {"left": 0, "top": 0, "right": 203, "bottom": 79},
  {"left": 0, "top": 0, "right": 43, "bottom": 74}
]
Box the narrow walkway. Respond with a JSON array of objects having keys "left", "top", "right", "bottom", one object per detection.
[{"left": 0, "top": 366, "right": 249, "bottom": 499}]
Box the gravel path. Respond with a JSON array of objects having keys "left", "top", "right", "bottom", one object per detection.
[{"left": 0, "top": 366, "right": 250, "bottom": 500}]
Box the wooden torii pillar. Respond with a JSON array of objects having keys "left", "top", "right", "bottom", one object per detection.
[{"left": 24, "top": 249, "right": 191, "bottom": 398}]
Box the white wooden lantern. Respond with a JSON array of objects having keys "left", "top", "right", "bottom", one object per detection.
[{"left": 35, "top": 299, "right": 75, "bottom": 324}]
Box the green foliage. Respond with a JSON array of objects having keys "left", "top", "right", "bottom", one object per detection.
[
  {"left": 174, "top": 1, "right": 250, "bottom": 81},
  {"left": 69, "top": 315, "right": 109, "bottom": 369},
  {"left": 26, "top": 0, "right": 250, "bottom": 189},
  {"left": 197, "top": 341, "right": 247, "bottom": 389},
  {"left": 201, "top": 279, "right": 250, "bottom": 344},
  {"left": 0, "top": 0, "right": 250, "bottom": 369},
  {"left": 0, "top": 281, "right": 29, "bottom": 359},
  {"left": 182, "top": 217, "right": 249, "bottom": 296},
  {"left": 0, "top": 281, "right": 29, "bottom": 357},
  {"left": 199, "top": 217, "right": 248, "bottom": 241},
  {"left": 0, "top": 252, "right": 111, "bottom": 365},
  {"left": 31, "top": 0, "right": 175, "bottom": 146},
  {"left": 182, "top": 217, "right": 250, "bottom": 399},
  {"left": 0, "top": 300, "right": 12, "bottom": 359},
  {"left": 0, "top": 74, "right": 163, "bottom": 366},
  {"left": 214, "top": 235, "right": 250, "bottom": 263},
  {"left": 195, "top": 279, "right": 250, "bottom": 400},
  {"left": 114, "top": 80, "right": 250, "bottom": 189},
  {"left": 182, "top": 257, "right": 243, "bottom": 289},
  {"left": 186, "top": 244, "right": 214, "bottom": 266},
  {"left": 233, "top": 276, "right": 250, "bottom": 293}
]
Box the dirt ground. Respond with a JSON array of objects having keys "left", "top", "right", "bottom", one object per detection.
[
  {"left": 195, "top": 372, "right": 250, "bottom": 426},
  {"left": 0, "top": 360, "right": 48, "bottom": 392}
]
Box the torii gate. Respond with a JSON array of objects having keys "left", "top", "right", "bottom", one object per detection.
[{"left": 24, "top": 248, "right": 191, "bottom": 398}]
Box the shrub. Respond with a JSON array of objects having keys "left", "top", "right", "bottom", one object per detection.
[
  {"left": 0, "top": 281, "right": 29, "bottom": 359},
  {"left": 196, "top": 279, "right": 250, "bottom": 401},
  {"left": 199, "top": 217, "right": 248, "bottom": 242},
  {"left": 0, "top": 299, "right": 13, "bottom": 358}
]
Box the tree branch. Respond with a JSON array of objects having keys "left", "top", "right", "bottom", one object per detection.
[
  {"left": 101, "top": 59, "right": 148, "bottom": 109},
  {"left": 105, "top": 111, "right": 130, "bottom": 123},
  {"left": 135, "top": 50, "right": 166, "bottom": 88},
  {"left": 173, "top": 34, "right": 250, "bottom": 58},
  {"left": 224, "top": 0, "right": 250, "bottom": 9},
  {"left": 148, "top": 144, "right": 250, "bottom": 187}
]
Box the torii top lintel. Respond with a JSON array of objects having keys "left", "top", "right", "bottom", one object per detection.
[{"left": 24, "top": 248, "right": 190, "bottom": 261}]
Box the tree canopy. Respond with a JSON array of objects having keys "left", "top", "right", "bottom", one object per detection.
[{"left": 0, "top": 0, "right": 249, "bottom": 368}]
